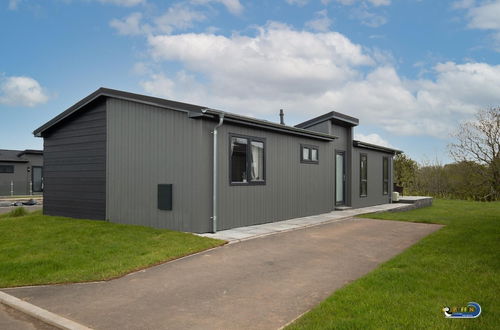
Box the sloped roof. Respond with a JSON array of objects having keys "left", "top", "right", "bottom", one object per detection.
[{"left": 0, "top": 149, "right": 29, "bottom": 162}]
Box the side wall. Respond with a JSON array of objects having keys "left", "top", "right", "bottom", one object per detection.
[
  {"left": 106, "top": 98, "right": 212, "bottom": 233},
  {"left": 351, "top": 147, "right": 393, "bottom": 208},
  {"left": 0, "top": 162, "right": 28, "bottom": 196},
  {"left": 43, "top": 100, "right": 107, "bottom": 219},
  {"left": 216, "top": 123, "right": 334, "bottom": 231}
]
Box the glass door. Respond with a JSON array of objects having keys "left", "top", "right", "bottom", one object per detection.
[{"left": 335, "top": 152, "right": 345, "bottom": 205}]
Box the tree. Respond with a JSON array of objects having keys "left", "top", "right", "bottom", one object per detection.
[
  {"left": 393, "top": 153, "right": 418, "bottom": 194},
  {"left": 448, "top": 107, "right": 500, "bottom": 201}
]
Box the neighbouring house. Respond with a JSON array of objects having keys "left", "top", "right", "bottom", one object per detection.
[
  {"left": 33, "top": 88, "right": 401, "bottom": 233},
  {"left": 0, "top": 149, "right": 43, "bottom": 196}
]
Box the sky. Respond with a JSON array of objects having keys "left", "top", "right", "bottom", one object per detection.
[{"left": 1, "top": 0, "right": 499, "bottom": 163}]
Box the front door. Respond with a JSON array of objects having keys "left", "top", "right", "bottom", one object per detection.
[{"left": 335, "top": 152, "right": 345, "bottom": 206}]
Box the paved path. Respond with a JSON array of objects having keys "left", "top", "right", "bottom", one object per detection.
[
  {"left": 200, "top": 202, "right": 418, "bottom": 242},
  {"left": 3, "top": 218, "right": 442, "bottom": 330},
  {"left": 0, "top": 303, "right": 56, "bottom": 330}
]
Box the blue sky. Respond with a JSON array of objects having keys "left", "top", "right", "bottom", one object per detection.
[{"left": 1, "top": 0, "right": 499, "bottom": 163}]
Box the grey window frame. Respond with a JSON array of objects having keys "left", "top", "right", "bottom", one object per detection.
[
  {"left": 360, "top": 153, "right": 368, "bottom": 197},
  {"left": 0, "top": 165, "right": 14, "bottom": 174},
  {"left": 229, "top": 133, "right": 266, "bottom": 186},
  {"left": 382, "top": 157, "right": 389, "bottom": 195},
  {"left": 300, "top": 144, "right": 319, "bottom": 164}
]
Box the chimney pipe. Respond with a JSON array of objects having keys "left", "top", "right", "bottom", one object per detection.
[{"left": 279, "top": 109, "right": 285, "bottom": 125}]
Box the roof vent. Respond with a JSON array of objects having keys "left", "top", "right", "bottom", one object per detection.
[{"left": 279, "top": 109, "right": 285, "bottom": 125}]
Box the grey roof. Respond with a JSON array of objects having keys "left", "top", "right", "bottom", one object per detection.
[
  {"left": 0, "top": 149, "right": 29, "bottom": 163},
  {"left": 353, "top": 140, "right": 402, "bottom": 154},
  {"left": 295, "top": 111, "right": 359, "bottom": 129},
  {"left": 34, "top": 88, "right": 337, "bottom": 141}
]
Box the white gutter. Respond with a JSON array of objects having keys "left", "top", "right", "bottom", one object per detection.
[{"left": 203, "top": 110, "right": 224, "bottom": 233}]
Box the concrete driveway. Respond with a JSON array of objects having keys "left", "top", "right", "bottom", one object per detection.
[{"left": 3, "top": 218, "right": 442, "bottom": 330}]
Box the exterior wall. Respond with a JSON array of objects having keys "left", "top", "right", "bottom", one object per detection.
[
  {"left": 0, "top": 162, "right": 28, "bottom": 195},
  {"left": 216, "top": 122, "right": 335, "bottom": 231},
  {"left": 0, "top": 155, "right": 43, "bottom": 196},
  {"left": 305, "top": 121, "right": 353, "bottom": 207},
  {"left": 43, "top": 100, "right": 106, "bottom": 219},
  {"left": 106, "top": 98, "right": 212, "bottom": 233},
  {"left": 350, "top": 147, "right": 393, "bottom": 208}
]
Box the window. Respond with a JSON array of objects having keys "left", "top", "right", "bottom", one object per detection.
[
  {"left": 230, "top": 134, "right": 265, "bottom": 185},
  {"left": 32, "top": 166, "right": 43, "bottom": 192},
  {"left": 360, "top": 154, "right": 368, "bottom": 197},
  {"left": 382, "top": 157, "right": 389, "bottom": 195},
  {"left": 301, "top": 144, "right": 319, "bottom": 164},
  {"left": 0, "top": 165, "right": 14, "bottom": 173}
]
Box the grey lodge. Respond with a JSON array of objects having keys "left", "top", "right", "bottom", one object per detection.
[{"left": 34, "top": 88, "right": 401, "bottom": 233}]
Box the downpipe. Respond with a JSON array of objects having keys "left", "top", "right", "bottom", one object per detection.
[{"left": 210, "top": 113, "right": 224, "bottom": 233}]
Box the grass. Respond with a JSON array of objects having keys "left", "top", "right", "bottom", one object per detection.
[
  {"left": 288, "top": 199, "right": 500, "bottom": 329},
  {"left": 0, "top": 207, "right": 29, "bottom": 218},
  {"left": 0, "top": 210, "right": 225, "bottom": 288}
]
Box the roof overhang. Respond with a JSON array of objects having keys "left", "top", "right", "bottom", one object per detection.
[
  {"left": 34, "top": 88, "right": 337, "bottom": 142},
  {"left": 295, "top": 111, "right": 359, "bottom": 129},
  {"left": 353, "top": 140, "right": 402, "bottom": 154}
]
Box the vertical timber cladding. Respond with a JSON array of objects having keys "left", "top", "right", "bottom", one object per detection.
[
  {"left": 351, "top": 148, "right": 393, "bottom": 208},
  {"left": 43, "top": 99, "right": 107, "bottom": 220},
  {"left": 216, "top": 123, "right": 335, "bottom": 231},
  {"left": 106, "top": 98, "right": 212, "bottom": 233}
]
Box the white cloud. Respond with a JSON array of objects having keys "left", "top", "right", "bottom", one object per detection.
[
  {"left": 97, "top": 0, "right": 145, "bottom": 6},
  {"left": 305, "top": 9, "right": 333, "bottom": 32},
  {"left": 285, "top": 0, "right": 310, "bottom": 6},
  {"left": 335, "top": 0, "right": 390, "bottom": 6},
  {"left": 467, "top": 0, "right": 500, "bottom": 30},
  {"left": 455, "top": 0, "right": 500, "bottom": 51},
  {"left": 354, "top": 133, "right": 393, "bottom": 147},
  {"left": 350, "top": 7, "right": 387, "bottom": 27},
  {"left": 155, "top": 4, "right": 206, "bottom": 34},
  {"left": 8, "top": 0, "right": 21, "bottom": 10},
  {"left": 110, "top": 5, "right": 205, "bottom": 36},
  {"left": 140, "top": 23, "right": 500, "bottom": 138},
  {"left": 191, "top": 0, "right": 243, "bottom": 15},
  {"left": 451, "top": 0, "right": 475, "bottom": 9},
  {"left": 0, "top": 75, "right": 49, "bottom": 107},
  {"left": 110, "top": 12, "right": 150, "bottom": 35}
]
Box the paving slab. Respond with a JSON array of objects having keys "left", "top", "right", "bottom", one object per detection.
[
  {"left": 200, "top": 201, "right": 415, "bottom": 242},
  {"left": 3, "top": 218, "right": 442, "bottom": 330}
]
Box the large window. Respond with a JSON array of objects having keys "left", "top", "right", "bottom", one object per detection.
[
  {"left": 382, "top": 157, "right": 389, "bottom": 195},
  {"left": 360, "top": 154, "right": 368, "bottom": 197},
  {"left": 300, "top": 144, "right": 319, "bottom": 164},
  {"left": 0, "top": 165, "right": 14, "bottom": 173},
  {"left": 230, "top": 134, "right": 265, "bottom": 185}
]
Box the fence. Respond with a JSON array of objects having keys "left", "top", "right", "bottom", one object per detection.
[{"left": 0, "top": 180, "right": 40, "bottom": 197}]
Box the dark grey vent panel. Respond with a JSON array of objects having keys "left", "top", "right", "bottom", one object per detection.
[{"left": 158, "top": 184, "right": 173, "bottom": 211}]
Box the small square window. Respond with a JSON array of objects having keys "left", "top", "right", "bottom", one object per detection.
[{"left": 300, "top": 144, "right": 319, "bottom": 164}]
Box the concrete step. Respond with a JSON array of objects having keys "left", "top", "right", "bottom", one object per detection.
[{"left": 335, "top": 206, "right": 353, "bottom": 211}]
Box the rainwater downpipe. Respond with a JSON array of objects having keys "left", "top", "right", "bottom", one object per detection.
[{"left": 210, "top": 113, "right": 224, "bottom": 233}]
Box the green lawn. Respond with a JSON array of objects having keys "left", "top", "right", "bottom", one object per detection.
[
  {"left": 0, "top": 209, "right": 225, "bottom": 288},
  {"left": 288, "top": 199, "right": 500, "bottom": 329}
]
